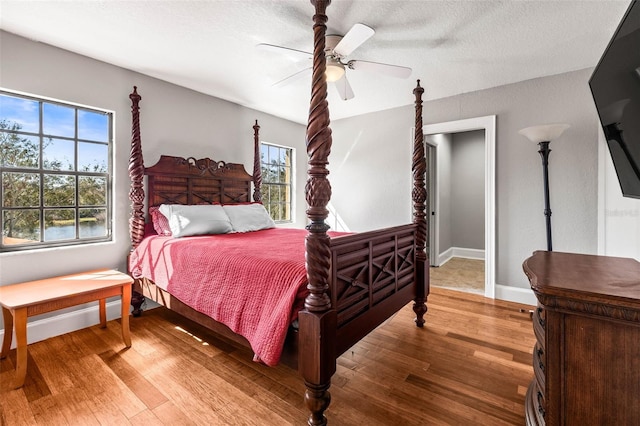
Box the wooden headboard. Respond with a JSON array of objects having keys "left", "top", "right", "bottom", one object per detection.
[
  {"left": 127, "top": 90, "right": 262, "bottom": 249},
  {"left": 145, "top": 155, "right": 254, "bottom": 207}
]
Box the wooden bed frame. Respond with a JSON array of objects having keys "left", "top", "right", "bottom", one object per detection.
[{"left": 127, "top": 1, "right": 429, "bottom": 424}]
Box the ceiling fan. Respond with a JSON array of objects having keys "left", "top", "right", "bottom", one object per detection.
[{"left": 257, "top": 23, "right": 412, "bottom": 100}]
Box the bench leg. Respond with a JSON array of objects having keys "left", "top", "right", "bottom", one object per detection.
[
  {"left": 1, "top": 307, "right": 13, "bottom": 359},
  {"left": 99, "top": 299, "right": 107, "bottom": 328},
  {"left": 13, "top": 308, "right": 28, "bottom": 388},
  {"left": 121, "top": 284, "right": 132, "bottom": 348}
]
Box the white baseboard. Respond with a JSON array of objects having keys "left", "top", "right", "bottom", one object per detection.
[
  {"left": 495, "top": 284, "right": 537, "bottom": 306},
  {"left": 0, "top": 300, "right": 126, "bottom": 350},
  {"left": 437, "top": 247, "right": 454, "bottom": 266},
  {"left": 438, "top": 247, "right": 485, "bottom": 265}
]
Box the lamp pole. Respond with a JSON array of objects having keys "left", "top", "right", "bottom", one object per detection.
[
  {"left": 538, "top": 141, "right": 552, "bottom": 251},
  {"left": 518, "top": 123, "right": 570, "bottom": 253}
]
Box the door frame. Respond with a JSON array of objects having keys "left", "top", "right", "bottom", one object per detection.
[
  {"left": 422, "top": 115, "right": 496, "bottom": 299},
  {"left": 424, "top": 141, "right": 437, "bottom": 267}
]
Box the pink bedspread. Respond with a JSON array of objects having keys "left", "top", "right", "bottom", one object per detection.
[{"left": 129, "top": 228, "right": 324, "bottom": 366}]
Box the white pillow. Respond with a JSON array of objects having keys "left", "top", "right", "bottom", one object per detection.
[
  {"left": 160, "top": 204, "right": 232, "bottom": 237},
  {"left": 222, "top": 203, "right": 276, "bottom": 233}
]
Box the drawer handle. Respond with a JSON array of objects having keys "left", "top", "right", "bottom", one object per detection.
[
  {"left": 536, "top": 347, "right": 545, "bottom": 372},
  {"left": 537, "top": 391, "right": 546, "bottom": 418},
  {"left": 536, "top": 307, "right": 546, "bottom": 327}
]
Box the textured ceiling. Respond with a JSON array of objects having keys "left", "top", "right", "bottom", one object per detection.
[{"left": 0, "top": 0, "right": 632, "bottom": 124}]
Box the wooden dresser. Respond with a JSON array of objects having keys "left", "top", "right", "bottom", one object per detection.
[{"left": 522, "top": 251, "right": 640, "bottom": 426}]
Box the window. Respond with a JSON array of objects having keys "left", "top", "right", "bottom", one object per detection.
[
  {"left": 0, "top": 90, "right": 113, "bottom": 252},
  {"left": 260, "top": 142, "right": 293, "bottom": 222}
]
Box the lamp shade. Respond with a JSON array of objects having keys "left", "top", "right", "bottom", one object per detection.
[
  {"left": 325, "top": 59, "right": 345, "bottom": 82},
  {"left": 518, "top": 123, "right": 570, "bottom": 143}
]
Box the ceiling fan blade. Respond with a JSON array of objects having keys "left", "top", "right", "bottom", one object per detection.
[
  {"left": 256, "top": 43, "right": 313, "bottom": 61},
  {"left": 333, "top": 23, "right": 375, "bottom": 57},
  {"left": 273, "top": 67, "right": 312, "bottom": 87},
  {"left": 334, "top": 74, "right": 355, "bottom": 101},
  {"left": 348, "top": 60, "right": 412, "bottom": 79}
]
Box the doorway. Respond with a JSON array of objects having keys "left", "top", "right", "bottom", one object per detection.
[{"left": 422, "top": 116, "right": 496, "bottom": 298}]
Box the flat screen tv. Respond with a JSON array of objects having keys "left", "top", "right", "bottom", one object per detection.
[{"left": 589, "top": 0, "right": 640, "bottom": 199}]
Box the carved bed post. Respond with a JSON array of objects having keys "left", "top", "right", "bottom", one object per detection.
[
  {"left": 412, "top": 80, "right": 429, "bottom": 327},
  {"left": 128, "top": 86, "right": 146, "bottom": 316},
  {"left": 252, "top": 120, "right": 262, "bottom": 202},
  {"left": 129, "top": 87, "right": 145, "bottom": 249},
  {"left": 298, "top": 1, "right": 336, "bottom": 425}
]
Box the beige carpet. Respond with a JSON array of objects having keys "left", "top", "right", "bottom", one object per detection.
[{"left": 430, "top": 257, "right": 484, "bottom": 295}]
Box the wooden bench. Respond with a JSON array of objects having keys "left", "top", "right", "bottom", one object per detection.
[{"left": 0, "top": 269, "right": 133, "bottom": 388}]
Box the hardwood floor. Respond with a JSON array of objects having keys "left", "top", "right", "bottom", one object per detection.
[{"left": 0, "top": 288, "right": 536, "bottom": 425}]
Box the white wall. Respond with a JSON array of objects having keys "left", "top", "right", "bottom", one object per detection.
[
  {"left": 327, "top": 106, "right": 414, "bottom": 231},
  {"left": 598, "top": 131, "right": 640, "bottom": 260},
  {"left": 0, "top": 31, "right": 306, "bottom": 339},
  {"left": 332, "top": 68, "right": 601, "bottom": 299},
  {"left": 451, "top": 130, "right": 485, "bottom": 251}
]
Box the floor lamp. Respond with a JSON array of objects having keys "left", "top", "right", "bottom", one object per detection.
[{"left": 518, "top": 123, "right": 570, "bottom": 252}]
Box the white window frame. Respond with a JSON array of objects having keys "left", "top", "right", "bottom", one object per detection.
[
  {"left": 0, "top": 88, "right": 114, "bottom": 252},
  {"left": 260, "top": 141, "right": 294, "bottom": 223}
]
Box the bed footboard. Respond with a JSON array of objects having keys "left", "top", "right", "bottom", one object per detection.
[
  {"left": 330, "top": 224, "right": 425, "bottom": 355},
  {"left": 299, "top": 223, "right": 428, "bottom": 425}
]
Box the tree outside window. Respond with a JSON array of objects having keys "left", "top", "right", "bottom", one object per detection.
[
  {"left": 0, "top": 91, "right": 112, "bottom": 252},
  {"left": 260, "top": 142, "right": 293, "bottom": 222}
]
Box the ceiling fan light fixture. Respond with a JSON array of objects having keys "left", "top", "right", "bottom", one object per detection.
[{"left": 325, "top": 58, "right": 345, "bottom": 82}]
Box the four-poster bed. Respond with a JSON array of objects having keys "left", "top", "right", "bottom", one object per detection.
[{"left": 127, "top": 1, "right": 429, "bottom": 424}]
